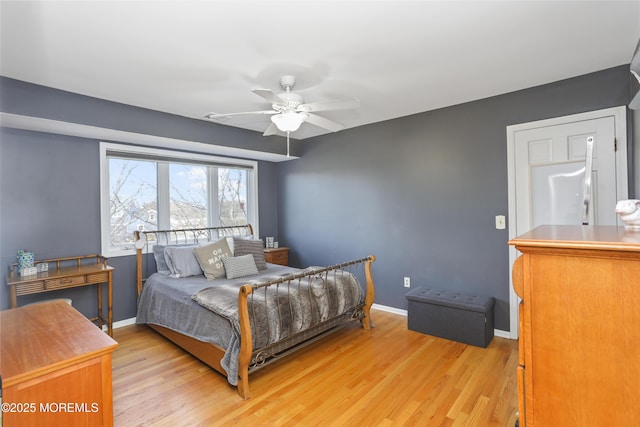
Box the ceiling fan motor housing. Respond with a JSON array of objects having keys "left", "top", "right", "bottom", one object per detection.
[
  {"left": 275, "top": 75, "right": 303, "bottom": 110},
  {"left": 275, "top": 91, "right": 304, "bottom": 110}
]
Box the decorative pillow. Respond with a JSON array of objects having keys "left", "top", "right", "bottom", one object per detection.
[
  {"left": 153, "top": 244, "right": 198, "bottom": 275},
  {"left": 217, "top": 234, "right": 254, "bottom": 255},
  {"left": 233, "top": 237, "right": 266, "bottom": 270},
  {"left": 193, "top": 239, "right": 233, "bottom": 280},
  {"left": 225, "top": 236, "right": 236, "bottom": 254},
  {"left": 153, "top": 245, "right": 172, "bottom": 275},
  {"left": 222, "top": 254, "right": 259, "bottom": 279},
  {"left": 164, "top": 245, "right": 203, "bottom": 278}
]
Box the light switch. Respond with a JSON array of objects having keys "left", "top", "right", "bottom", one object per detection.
[{"left": 495, "top": 215, "right": 506, "bottom": 230}]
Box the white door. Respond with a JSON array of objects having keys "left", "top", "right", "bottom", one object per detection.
[
  {"left": 514, "top": 117, "right": 618, "bottom": 233},
  {"left": 507, "top": 106, "right": 628, "bottom": 338}
]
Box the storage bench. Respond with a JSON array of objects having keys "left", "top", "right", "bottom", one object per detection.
[{"left": 405, "top": 287, "right": 495, "bottom": 348}]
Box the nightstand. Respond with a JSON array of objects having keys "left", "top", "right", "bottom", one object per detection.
[{"left": 264, "top": 247, "right": 289, "bottom": 266}]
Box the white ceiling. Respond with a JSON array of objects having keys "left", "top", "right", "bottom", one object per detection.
[{"left": 1, "top": 1, "right": 639, "bottom": 140}]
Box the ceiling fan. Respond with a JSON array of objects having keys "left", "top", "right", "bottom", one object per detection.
[{"left": 204, "top": 75, "right": 360, "bottom": 138}]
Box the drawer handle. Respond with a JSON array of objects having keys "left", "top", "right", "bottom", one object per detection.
[{"left": 61, "top": 278, "right": 74, "bottom": 284}]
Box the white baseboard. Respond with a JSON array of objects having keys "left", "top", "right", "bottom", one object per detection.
[
  {"left": 109, "top": 306, "right": 515, "bottom": 339},
  {"left": 103, "top": 317, "right": 136, "bottom": 332},
  {"left": 115, "top": 317, "right": 137, "bottom": 328},
  {"left": 372, "top": 303, "right": 407, "bottom": 316},
  {"left": 493, "top": 329, "right": 512, "bottom": 339},
  {"left": 372, "top": 303, "right": 514, "bottom": 340}
]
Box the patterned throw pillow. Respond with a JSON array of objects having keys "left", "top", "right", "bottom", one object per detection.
[
  {"left": 233, "top": 237, "right": 267, "bottom": 270},
  {"left": 222, "top": 254, "right": 259, "bottom": 279},
  {"left": 193, "top": 239, "right": 233, "bottom": 280}
]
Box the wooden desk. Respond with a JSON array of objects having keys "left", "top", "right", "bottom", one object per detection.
[
  {"left": 264, "top": 247, "right": 290, "bottom": 266},
  {"left": 0, "top": 300, "right": 118, "bottom": 427},
  {"left": 509, "top": 225, "right": 640, "bottom": 426},
  {"left": 6, "top": 254, "right": 114, "bottom": 336}
]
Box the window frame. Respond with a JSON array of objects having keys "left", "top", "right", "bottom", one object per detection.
[{"left": 99, "top": 142, "right": 259, "bottom": 257}]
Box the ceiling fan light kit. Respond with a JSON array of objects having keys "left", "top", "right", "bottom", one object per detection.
[{"left": 271, "top": 110, "right": 308, "bottom": 132}]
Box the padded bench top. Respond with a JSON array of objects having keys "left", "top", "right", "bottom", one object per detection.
[{"left": 406, "top": 287, "right": 495, "bottom": 313}]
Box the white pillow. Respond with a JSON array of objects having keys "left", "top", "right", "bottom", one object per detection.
[{"left": 164, "top": 245, "right": 203, "bottom": 278}]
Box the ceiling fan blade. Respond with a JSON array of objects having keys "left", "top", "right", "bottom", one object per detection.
[
  {"left": 204, "top": 110, "right": 276, "bottom": 119},
  {"left": 263, "top": 123, "right": 280, "bottom": 136},
  {"left": 297, "top": 97, "right": 360, "bottom": 113},
  {"left": 630, "top": 38, "right": 640, "bottom": 74},
  {"left": 252, "top": 89, "right": 285, "bottom": 105},
  {"left": 304, "top": 113, "right": 345, "bottom": 132}
]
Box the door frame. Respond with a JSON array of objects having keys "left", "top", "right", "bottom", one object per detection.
[{"left": 506, "top": 106, "right": 628, "bottom": 339}]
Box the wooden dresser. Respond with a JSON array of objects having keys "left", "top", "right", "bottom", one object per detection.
[
  {"left": 264, "top": 247, "right": 290, "bottom": 266},
  {"left": 509, "top": 225, "right": 640, "bottom": 426},
  {"left": 0, "top": 300, "right": 118, "bottom": 427}
]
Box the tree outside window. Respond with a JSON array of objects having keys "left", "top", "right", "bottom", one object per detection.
[{"left": 108, "top": 158, "right": 250, "bottom": 250}]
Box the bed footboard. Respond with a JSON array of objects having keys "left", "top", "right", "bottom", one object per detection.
[{"left": 236, "top": 256, "right": 376, "bottom": 399}]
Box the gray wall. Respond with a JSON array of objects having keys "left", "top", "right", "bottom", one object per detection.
[
  {"left": 635, "top": 109, "right": 640, "bottom": 193},
  {"left": 0, "top": 127, "right": 280, "bottom": 318},
  {"left": 0, "top": 130, "right": 106, "bottom": 317},
  {"left": 0, "top": 77, "right": 282, "bottom": 318},
  {"left": 0, "top": 66, "right": 636, "bottom": 331},
  {"left": 277, "top": 65, "right": 635, "bottom": 331},
  {"left": 0, "top": 77, "right": 300, "bottom": 157}
]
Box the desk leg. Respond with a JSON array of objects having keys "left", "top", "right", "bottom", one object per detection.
[
  {"left": 9, "top": 285, "right": 17, "bottom": 308},
  {"left": 107, "top": 273, "right": 113, "bottom": 337},
  {"left": 97, "top": 282, "right": 104, "bottom": 331}
]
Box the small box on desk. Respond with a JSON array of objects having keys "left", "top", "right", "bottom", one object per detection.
[
  {"left": 406, "top": 286, "right": 495, "bottom": 348},
  {"left": 19, "top": 266, "right": 38, "bottom": 276}
]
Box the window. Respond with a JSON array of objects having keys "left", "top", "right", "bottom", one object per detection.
[
  {"left": 108, "top": 157, "right": 157, "bottom": 246},
  {"left": 100, "top": 143, "right": 258, "bottom": 256}
]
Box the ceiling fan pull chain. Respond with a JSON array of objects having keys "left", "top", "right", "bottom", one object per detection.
[{"left": 286, "top": 131, "right": 290, "bottom": 157}]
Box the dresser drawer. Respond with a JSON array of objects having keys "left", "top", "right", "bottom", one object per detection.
[
  {"left": 16, "top": 281, "right": 46, "bottom": 295},
  {"left": 45, "top": 275, "right": 87, "bottom": 290},
  {"left": 265, "top": 248, "right": 289, "bottom": 266},
  {"left": 270, "top": 253, "right": 288, "bottom": 265},
  {"left": 87, "top": 272, "right": 110, "bottom": 283}
]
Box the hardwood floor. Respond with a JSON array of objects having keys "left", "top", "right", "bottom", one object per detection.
[{"left": 112, "top": 309, "right": 518, "bottom": 426}]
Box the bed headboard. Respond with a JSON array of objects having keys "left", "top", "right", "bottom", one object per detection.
[{"left": 134, "top": 224, "right": 254, "bottom": 296}]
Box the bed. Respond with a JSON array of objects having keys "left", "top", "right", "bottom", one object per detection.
[{"left": 134, "top": 225, "right": 376, "bottom": 399}]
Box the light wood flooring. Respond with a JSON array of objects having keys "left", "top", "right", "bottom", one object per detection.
[{"left": 112, "top": 309, "right": 518, "bottom": 426}]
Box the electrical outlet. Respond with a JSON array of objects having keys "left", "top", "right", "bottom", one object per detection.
[{"left": 404, "top": 277, "right": 411, "bottom": 288}]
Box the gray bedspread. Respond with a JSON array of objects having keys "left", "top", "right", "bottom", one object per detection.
[
  {"left": 136, "top": 263, "right": 300, "bottom": 386},
  {"left": 191, "top": 267, "right": 364, "bottom": 383},
  {"left": 192, "top": 267, "right": 363, "bottom": 348}
]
